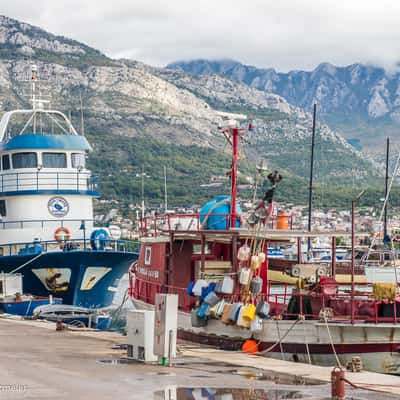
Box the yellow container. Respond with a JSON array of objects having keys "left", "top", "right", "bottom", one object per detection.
[{"left": 243, "top": 303, "right": 257, "bottom": 321}]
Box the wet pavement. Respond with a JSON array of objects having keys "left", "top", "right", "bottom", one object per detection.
[{"left": 0, "top": 318, "right": 398, "bottom": 400}]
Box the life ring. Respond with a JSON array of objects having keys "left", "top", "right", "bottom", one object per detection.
[{"left": 54, "top": 227, "right": 71, "bottom": 242}]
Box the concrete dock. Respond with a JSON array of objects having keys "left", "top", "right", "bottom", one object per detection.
[{"left": 0, "top": 317, "right": 399, "bottom": 399}]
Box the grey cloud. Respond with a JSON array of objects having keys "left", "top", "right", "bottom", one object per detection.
[{"left": 1, "top": 0, "right": 400, "bottom": 71}]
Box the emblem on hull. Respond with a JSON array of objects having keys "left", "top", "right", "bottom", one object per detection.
[{"left": 48, "top": 196, "right": 69, "bottom": 217}]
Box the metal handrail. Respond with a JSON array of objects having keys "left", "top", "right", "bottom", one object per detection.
[
  {"left": 140, "top": 212, "right": 294, "bottom": 237},
  {"left": 0, "top": 218, "right": 96, "bottom": 230},
  {"left": 2, "top": 237, "right": 139, "bottom": 256},
  {"left": 131, "top": 274, "right": 400, "bottom": 324},
  {"left": 0, "top": 171, "right": 97, "bottom": 193}
]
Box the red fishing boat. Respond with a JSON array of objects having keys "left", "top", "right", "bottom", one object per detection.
[{"left": 129, "top": 115, "right": 400, "bottom": 374}]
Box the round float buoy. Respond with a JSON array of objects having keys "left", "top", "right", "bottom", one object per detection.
[
  {"left": 54, "top": 227, "right": 71, "bottom": 242},
  {"left": 241, "top": 339, "right": 259, "bottom": 354}
]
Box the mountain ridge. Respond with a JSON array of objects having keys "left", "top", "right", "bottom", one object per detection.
[{"left": 167, "top": 59, "right": 400, "bottom": 151}]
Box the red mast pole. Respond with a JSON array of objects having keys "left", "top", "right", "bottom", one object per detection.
[{"left": 230, "top": 127, "right": 239, "bottom": 228}]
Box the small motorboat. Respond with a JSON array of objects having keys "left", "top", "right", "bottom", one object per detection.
[
  {"left": 0, "top": 295, "right": 62, "bottom": 316},
  {"left": 33, "top": 304, "right": 111, "bottom": 330},
  {"left": 0, "top": 272, "right": 62, "bottom": 316}
]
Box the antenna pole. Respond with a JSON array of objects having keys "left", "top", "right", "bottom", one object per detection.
[
  {"left": 32, "top": 66, "right": 37, "bottom": 133},
  {"left": 141, "top": 165, "right": 145, "bottom": 219},
  {"left": 80, "top": 91, "right": 85, "bottom": 136},
  {"left": 230, "top": 127, "right": 239, "bottom": 228},
  {"left": 384, "top": 137, "right": 390, "bottom": 239},
  {"left": 164, "top": 165, "right": 168, "bottom": 213},
  {"left": 307, "top": 103, "right": 317, "bottom": 253},
  {"left": 68, "top": 111, "right": 72, "bottom": 134}
]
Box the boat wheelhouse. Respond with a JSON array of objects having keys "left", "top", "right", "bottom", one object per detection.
[{"left": 0, "top": 66, "right": 138, "bottom": 308}]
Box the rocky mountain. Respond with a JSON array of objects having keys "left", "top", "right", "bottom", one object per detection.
[
  {"left": 168, "top": 59, "right": 400, "bottom": 151},
  {"left": 0, "top": 15, "right": 382, "bottom": 208},
  {"left": 156, "top": 68, "right": 377, "bottom": 181}
]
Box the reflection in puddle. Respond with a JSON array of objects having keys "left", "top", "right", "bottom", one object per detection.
[
  {"left": 147, "top": 371, "right": 177, "bottom": 377},
  {"left": 154, "top": 387, "right": 304, "bottom": 399},
  {"left": 96, "top": 359, "right": 130, "bottom": 365}
]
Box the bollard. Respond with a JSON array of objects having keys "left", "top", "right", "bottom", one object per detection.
[
  {"left": 56, "top": 319, "right": 63, "bottom": 331},
  {"left": 331, "top": 367, "right": 345, "bottom": 400}
]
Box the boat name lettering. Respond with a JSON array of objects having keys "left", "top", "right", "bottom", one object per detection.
[{"left": 137, "top": 266, "right": 159, "bottom": 279}]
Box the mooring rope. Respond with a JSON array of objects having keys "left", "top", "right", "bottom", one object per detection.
[
  {"left": 256, "top": 317, "right": 302, "bottom": 355},
  {"left": 322, "top": 311, "right": 342, "bottom": 368},
  {"left": 10, "top": 251, "right": 44, "bottom": 274}
]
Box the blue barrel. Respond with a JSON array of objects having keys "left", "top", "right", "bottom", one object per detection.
[
  {"left": 199, "top": 195, "right": 241, "bottom": 230},
  {"left": 90, "top": 229, "right": 111, "bottom": 250}
]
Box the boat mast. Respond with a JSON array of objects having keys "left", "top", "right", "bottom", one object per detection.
[
  {"left": 164, "top": 165, "right": 168, "bottom": 213},
  {"left": 80, "top": 91, "right": 85, "bottom": 136},
  {"left": 307, "top": 103, "right": 317, "bottom": 252},
  {"left": 141, "top": 165, "right": 145, "bottom": 219},
  {"left": 230, "top": 127, "right": 239, "bottom": 228},
  {"left": 384, "top": 137, "right": 390, "bottom": 240},
  {"left": 31, "top": 65, "right": 37, "bottom": 133},
  {"left": 216, "top": 113, "right": 247, "bottom": 229}
]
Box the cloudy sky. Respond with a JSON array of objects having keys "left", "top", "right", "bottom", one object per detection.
[{"left": 2, "top": 0, "right": 400, "bottom": 71}]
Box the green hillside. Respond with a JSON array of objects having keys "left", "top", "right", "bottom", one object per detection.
[{"left": 83, "top": 122, "right": 396, "bottom": 212}]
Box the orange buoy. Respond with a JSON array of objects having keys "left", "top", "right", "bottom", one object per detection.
[
  {"left": 276, "top": 213, "right": 290, "bottom": 230},
  {"left": 241, "top": 339, "right": 259, "bottom": 353}
]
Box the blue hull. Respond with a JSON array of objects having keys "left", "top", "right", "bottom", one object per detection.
[
  {"left": 0, "top": 250, "right": 138, "bottom": 308},
  {"left": 0, "top": 298, "right": 62, "bottom": 316}
]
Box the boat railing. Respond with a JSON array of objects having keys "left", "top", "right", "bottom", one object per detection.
[
  {"left": 140, "top": 213, "right": 293, "bottom": 237},
  {"left": 129, "top": 274, "right": 193, "bottom": 312},
  {"left": 1, "top": 238, "right": 139, "bottom": 256},
  {"left": 0, "top": 218, "right": 97, "bottom": 230},
  {"left": 0, "top": 171, "right": 97, "bottom": 193},
  {"left": 131, "top": 275, "right": 400, "bottom": 323}
]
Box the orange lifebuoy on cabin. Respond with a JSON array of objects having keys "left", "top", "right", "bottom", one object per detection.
[{"left": 54, "top": 227, "right": 71, "bottom": 242}]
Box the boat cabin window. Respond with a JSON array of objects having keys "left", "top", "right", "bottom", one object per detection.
[
  {"left": 2, "top": 155, "right": 10, "bottom": 170},
  {"left": 384, "top": 253, "right": 393, "bottom": 261},
  {"left": 71, "top": 153, "right": 85, "bottom": 169},
  {"left": 0, "top": 200, "right": 6, "bottom": 217},
  {"left": 42, "top": 152, "right": 67, "bottom": 168},
  {"left": 193, "top": 243, "right": 211, "bottom": 254},
  {"left": 12, "top": 152, "right": 37, "bottom": 169},
  {"left": 144, "top": 246, "right": 152, "bottom": 265},
  {"left": 367, "top": 252, "right": 380, "bottom": 261}
]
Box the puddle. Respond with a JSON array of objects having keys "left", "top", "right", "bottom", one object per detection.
[
  {"left": 154, "top": 387, "right": 304, "bottom": 399},
  {"left": 96, "top": 358, "right": 130, "bottom": 365},
  {"left": 213, "top": 369, "right": 320, "bottom": 385},
  {"left": 111, "top": 344, "right": 127, "bottom": 350},
  {"left": 154, "top": 387, "right": 400, "bottom": 400},
  {"left": 147, "top": 371, "right": 176, "bottom": 377}
]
